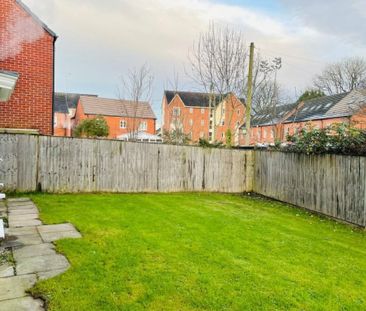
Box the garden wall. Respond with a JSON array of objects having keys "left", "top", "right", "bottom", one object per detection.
[
  {"left": 0, "top": 134, "right": 254, "bottom": 193},
  {"left": 254, "top": 151, "right": 366, "bottom": 227}
]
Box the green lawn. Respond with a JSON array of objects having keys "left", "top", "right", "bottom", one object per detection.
[{"left": 28, "top": 193, "right": 366, "bottom": 311}]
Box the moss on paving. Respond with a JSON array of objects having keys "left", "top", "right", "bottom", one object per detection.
[{"left": 27, "top": 193, "right": 366, "bottom": 310}]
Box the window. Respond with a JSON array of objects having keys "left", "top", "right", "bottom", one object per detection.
[
  {"left": 209, "top": 132, "right": 213, "bottom": 140},
  {"left": 201, "top": 120, "right": 205, "bottom": 126},
  {"left": 221, "top": 120, "right": 225, "bottom": 126},
  {"left": 173, "top": 107, "right": 181, "bottom": 116},
  {"left": 189, "top": 119, "right": 193, "bottom": 126},
  {"left": 139, "top": 121, "right": 147, "bottom": 131},
  {"left": 200, "top": 132, "right": 205, "bottom": 138},
  {"left": 189, "top": 108, "right": 193, "bottom": 114},
  {"left": 120, "top": 120, "right": 127, "bottom": 129},
  {"left": 271, "top": 128, "right": 275, "bottom": 139},
  {"left": 221, "top": 132, "right": 225, "bottom": 139},
  {"left": 201, "top": 108, "right": 205, "bottom": 114},
  {"left": 237, "top": 109, "right": 241, "bottom": 115}
]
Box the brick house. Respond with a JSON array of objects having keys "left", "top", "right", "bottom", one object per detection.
[
  {"left": 162, "top": 91, "right": 245, "bottom": 145},
  {"left": 250, "top": 89, "right": 366, "bottom": 145},
  {"left": 74, "top": 96, "right": 156, "bottom": 139},
  {"left": 54, "top": 93, "right": 97, "bottom": 137},
  {"left": 0, "top": 0, "right": 57, "bottom": 135}
]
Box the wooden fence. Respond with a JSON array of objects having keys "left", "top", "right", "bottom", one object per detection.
[
  {"left": 1, "top": 134, "right": 366, "bottom": 227},
  {"left": 254, "top": 151, "right": 366, "bottom": 227},
  {"left": 0, "top": 134, "right": 253, "bottom": 193}
]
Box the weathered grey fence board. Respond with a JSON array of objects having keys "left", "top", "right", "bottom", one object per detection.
[
  {"left": 2, "top": 134, "right": 366, "bottom": 227},
  {"left": 0, "top": 135, "right": 38, "bottom": 191},
  {"left": 254, "top": 151, "right": 366, "bottom": 227},
  {"left": 0, "top": 134, "right": 252, "bottom": 193}
]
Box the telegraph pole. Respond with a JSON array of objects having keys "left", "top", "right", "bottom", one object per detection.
[{"left": 245, "top": 42, "right": 255, "bottom": 146}]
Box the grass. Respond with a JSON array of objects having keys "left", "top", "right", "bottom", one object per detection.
[{"left": 27, "top": 193, "right": 366, "bottom": 311}]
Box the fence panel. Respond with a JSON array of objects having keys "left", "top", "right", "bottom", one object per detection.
[{"left": 254, "top": 151, "right": 366, "bottom": 227}]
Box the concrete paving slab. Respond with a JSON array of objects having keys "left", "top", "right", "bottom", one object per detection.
[
  {"left": 3, "top": 234, "right": 43, "bottom": 248},
  {"left": 7, "top": 198, "right": 31, "bottom": 203},
  {"left": 13, "top": 244, "right": 56, "bottom": 261},
  {"left": 9, "top": 219, "right": 42, "bottom": 228},
  {"left": 16, "top": 254, "right": 70, "bottom": 275},
  {"left": 8, "top": 209, "right": 39, "bottom": 216},
  {"left": 8, "top": 204, "right": 36, "bottom": 210},
  {"left": 37, "top": 223, "right": 77, "bottom": 233},
  {"left": 39, "top": 230, "right": 82, "bottom": 243},
  {"left": 5, "top": 227, "right": 38, "bottom": 236},
  {"left": 0, "top": 296, "right": 44, "bottom": 311},
  {"left": 0, "top": 274, "right": 37, "bottom": 301},
  {"left": 0, "top": 264, "right": 14, "bottom": 278},
  {"left": 9, "top": 214, "right": 39, "bottom": 223},
  {"left": 38, "top": 267, "right": 69, "bottom": 280}
]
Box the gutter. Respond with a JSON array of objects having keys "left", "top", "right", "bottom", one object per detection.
[{"left": 51, "top": 37, "right": 56, "bottom": 136}]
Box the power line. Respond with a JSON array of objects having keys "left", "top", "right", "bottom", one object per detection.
[{"left": 256, "top": 46, "right": 326, "bottom": 65}]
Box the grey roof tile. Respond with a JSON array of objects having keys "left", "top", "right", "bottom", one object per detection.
[
  {"left": 165, "top": 90, "right": 244, "bottom": 108},
  {"left": 285, "top": 92, "right": 350, "bottom": 123}
]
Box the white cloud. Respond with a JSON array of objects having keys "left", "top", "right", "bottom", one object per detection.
[{"left": 21, "top": 0, "right": 366, "bottom": 119}]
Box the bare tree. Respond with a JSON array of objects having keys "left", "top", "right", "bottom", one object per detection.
[
  {"left": 118, "top": 64, "right": 154, "bottom": 141},
  {"left": 313, "top": 57, "right": 366, "bottom": 95},
  {"left": 187, "top": 22, "right": 281, "bottom": 141},
  {"left": 163, "top": 108, "right": 192, "bottom": 145}
]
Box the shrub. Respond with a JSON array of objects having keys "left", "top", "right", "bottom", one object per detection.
[
  {"left": 285, "top": 123, "right": 366, "bottom": 156},
  {"left": 73, "top": 116, "right": 109, "bottom": 138},
  {"left": 225, "top": 129, "right": 232, "bottom": 148},
  {"left": 198, "top": 138, "right": 224, "bottom": 148}
]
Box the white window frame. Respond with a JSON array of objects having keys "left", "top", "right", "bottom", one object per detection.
[
  {"left": 139, "top": 121, "right": 147, "bottom": 131},
  {"left": 189, "top": 108, "right": 193, "bottom": 114},
  {"left": 201, "top": 108, "right": 205, "bottom": 114},
  {"left": 189, "top": 119, "right": 193, "bottom": 126},
  {"left": 173, "top": 107, "right": 181, "bottom": 117},
  {"left": 120, "top": 120, "right": 127, "bottom": 129}
]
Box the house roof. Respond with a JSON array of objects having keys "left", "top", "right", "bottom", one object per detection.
[
  {"left": 285, "top": 92, "right": 350, "bottom": 123},
  {"left": 15, "top": 0, "right": 57, "bottom": 38},
  {"left": 79, "top": 96, "right": 157, "bottom": 119},
  {"left": 54, "top": 93, "right": 97, "bottom": 114},
  {"left": 251, "top": 102, "right": 298, "bottom": 127},
  {"left": 325, "top": 89, "right": 366, "bottom": 118},
  {"left": 164, "top": 90, "right": 244, "bottom": 108}
]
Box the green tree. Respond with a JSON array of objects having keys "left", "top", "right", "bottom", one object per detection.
[
  {"left": 73, "top": 116, "right": 109, "bottom": 138},
  {"left": 297, "top": 89, "right": 325, "bottom": 102}
]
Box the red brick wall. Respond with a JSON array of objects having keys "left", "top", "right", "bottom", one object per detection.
[
  {"left": 74, "top": 102, "right": 156, "bottom": 139},
  {"left": 0, "top": 0, "right": 55, "bottom": 135},
  {"left": 214, "top": 94, "right": 245, "bottom": 144},
  {"left": 162, "top": 94, "right": 245, "bottom": 144},
  {"left": 162, "top": 95, "right": 210, "bottom": 142}
]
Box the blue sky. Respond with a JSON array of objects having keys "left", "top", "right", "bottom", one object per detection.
[
  {"left": 21, "top": 0, "right": 366, "bottom": 125},
  {"left": 220, "top": 0, "right": 281, "bottom": 12}
]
